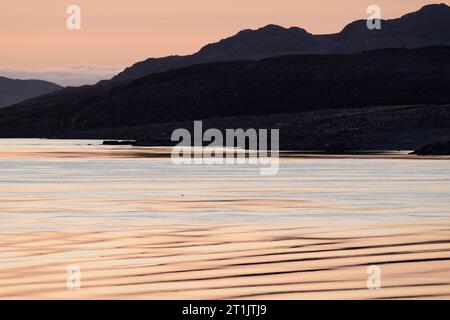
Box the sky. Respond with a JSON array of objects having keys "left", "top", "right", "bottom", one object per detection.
[{"left": 1, "top": 0, "right": 448, "bottom": 86}]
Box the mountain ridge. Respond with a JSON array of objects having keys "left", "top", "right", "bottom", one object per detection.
[{"left": 111, "top": 3, "right": 450, "bottom": 83}]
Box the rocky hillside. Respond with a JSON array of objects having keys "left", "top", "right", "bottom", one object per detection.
[{"left": 0, "top": 47, "right": 449, "bottom": 152}]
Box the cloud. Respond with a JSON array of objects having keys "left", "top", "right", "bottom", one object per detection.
[{"left": 0, "top": 65, "right": 122, "bottom": 87}]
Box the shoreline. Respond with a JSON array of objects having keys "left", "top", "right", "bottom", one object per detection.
[
  {"left": 1, "top": 146, "right": 449, "bottom": 160},
  {"left": 1, "top": 138, "right": 449, "bottom": 159}
]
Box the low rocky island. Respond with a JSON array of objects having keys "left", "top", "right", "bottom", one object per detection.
[
  {"left": 103, "top": 140, "right": 135, "bottom": 146},
  {"left": 412, "top": 141, "right": 450, "bottom": 155}
]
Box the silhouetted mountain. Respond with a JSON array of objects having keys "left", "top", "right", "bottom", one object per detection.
[
  {"left": 111, "top": 25, "right": 317, "bottom": 83},
  {"left": 111, "top": 4, "right": 450, "bottom": 82},
  {"left": 0, "top": 47, "right": 449, "bottom": 146},
  {"left": 0, "top": 77, "right": 62, "bottom": 108}
]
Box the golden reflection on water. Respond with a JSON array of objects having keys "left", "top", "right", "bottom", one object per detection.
[{"left": 0, "top": 140, "right": 450, "bottom": 299}]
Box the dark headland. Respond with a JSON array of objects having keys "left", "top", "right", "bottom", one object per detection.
[
  {"left": 1, "top": 4, "right": 450, "bottom": 152},
  {"left": 412, "top": 141, "right": 450, "bottom": 155}
]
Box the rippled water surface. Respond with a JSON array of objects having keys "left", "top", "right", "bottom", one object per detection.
[{"left": 0, "top": 139, "right": 449, "bottom": 231}]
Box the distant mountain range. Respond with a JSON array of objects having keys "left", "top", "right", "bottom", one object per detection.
[
  {"left": 0, "top": 4, "right": 449, "bottom": 151},
  {"left": 111, "top": 3, "right": 450, "bottom": 82},
  {"left": 0, "top": 77, "right": 61, "bottom": 108}
]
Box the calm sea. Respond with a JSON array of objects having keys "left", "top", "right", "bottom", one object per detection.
[{"left": 0, "top": 139, "right": 449, "bottom": 231}]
